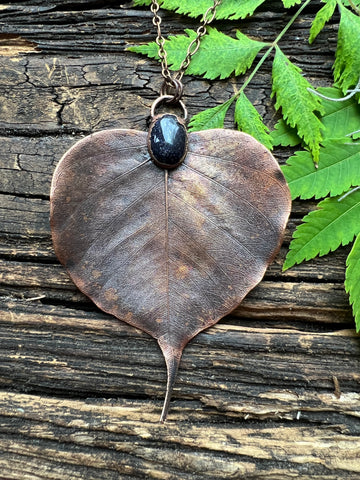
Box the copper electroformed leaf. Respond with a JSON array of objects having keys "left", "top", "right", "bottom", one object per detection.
[{"left": 50, "top": 128, "right": 291, "bottom": 421}]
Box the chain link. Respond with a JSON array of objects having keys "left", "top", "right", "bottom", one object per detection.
[
  {"left": 150, "top": 0, "right": 173, "bottom": 87},
  {"left": 175, "top": 0, "right": 221, "bottom": 81},
  {"left": 150, "top": 0, "right": 221, "bottom": 100}
]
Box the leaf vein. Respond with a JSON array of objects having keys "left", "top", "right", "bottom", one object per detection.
[
  {"left": 170, "top": 191, "right": 256, "bottom": 261},
  {"left": 184, "top": 163, "right": 277, "bottom": 234}
]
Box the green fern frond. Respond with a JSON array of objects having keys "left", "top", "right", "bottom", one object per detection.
[
  {"left": 309, "top": 0, "right": 337, "bottom": 44},
  {"left": 345, "top": 233, "right": 360, "bottom": 332},
  {"left": 128, "top": 29, "right": 192, "bottom": 70},
  {"left": 282, "top": 0, "right": 302, "bottom": 7},
  {"left": 341, "top": 0, "right": 360, "bottom": 13},
  {"left": 188, "top": 97, "right": 235, "bottom": 131},
  {"left": 270, "top": 118, "right": 302, "bottom": 147},
  {"left": 128, "top": 28, "right": 267, "bottom": 80},
  {"left": 132, "top": 0, "right": 151, "bottom": 5},
  {"left": 318, "top": 87, "right": 360, "bottom": 138},
  {"left": 283, "top": 190, "right": 360, "bottom": 270},
  {"left": 334, "top": 4, "right": 360, "bottom": 93},
  {"left": 271, "top": 46, "right": 324, "bottom": 162},
  {"left": 282, "top": 139, "right": 360, "bottom": 200},
  {"left": 234, "top": 92, "right": 273, "bottom": 150},
  {"left": 155, "top": 0, "right": 267, "bottom": 20}
]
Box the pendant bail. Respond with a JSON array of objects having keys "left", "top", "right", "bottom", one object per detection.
[
  {"left": 160, "top": 78, "right": 184, "bottom": 105},
  {"left": 150, "top": 95, "right": 188, "bottom": 121}
]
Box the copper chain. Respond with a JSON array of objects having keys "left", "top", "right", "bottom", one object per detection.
[{"left": 150, "top": 0, "right": 221, "bottom": 101}]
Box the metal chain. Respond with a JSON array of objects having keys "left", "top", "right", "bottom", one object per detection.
[
  {"left": 150, "top": 0, "right": 173, "bottom": 88},
  {"left": 175, "top": 0, "right": 221, "bottom": 81},
  {"left": 150, "top": 0, "right": 221, "bottom": 101}
]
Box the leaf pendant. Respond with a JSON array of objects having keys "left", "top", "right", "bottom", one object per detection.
[{"left": 50, "top": 123, "right": 291, "bottom": 421}]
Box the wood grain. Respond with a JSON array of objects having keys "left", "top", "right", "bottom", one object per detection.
[
  {"left": 1, "top": 1, "right": 359, "bottom": 478},
  {"left": 0, "top": 391, "right": 359, "bottom": 480}
]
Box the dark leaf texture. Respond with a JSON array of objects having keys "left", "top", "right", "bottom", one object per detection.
[{"left": 50, "top": 128, "right": 291, "bottom": 420}]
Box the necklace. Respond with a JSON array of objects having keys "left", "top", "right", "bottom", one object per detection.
[
  {"left": 148, "top": 0, "right": 221, "bottom": 168},
  {"left": 50, "top": 1, "right": 291, "bottom": 422}
]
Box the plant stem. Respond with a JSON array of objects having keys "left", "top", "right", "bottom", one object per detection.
[
  {"left": 348, "top": 0, "right": 360, "bottom": 16},
  {"left": 238, "top": 0, "right": 312, "bottom": 96},
  {"left": 308, "top": 76, "right": 360, "bottom": 102}
]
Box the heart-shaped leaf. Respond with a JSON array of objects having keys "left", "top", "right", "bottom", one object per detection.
[{"left": 50, "top": 128, "right": 291, "bottom": 420}]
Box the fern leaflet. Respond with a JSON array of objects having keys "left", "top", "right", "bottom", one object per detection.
[
  {"left": 272, "top": 86, "right": 360, "bottom": 146},
  {"left": 151, "top": 0, "right": 267, "bottom": 20},
  {"left": 271, "top": 46, "right": 324, "bottom": 162},
  {"left": 334, "top": 4, "right": 360, "bottom": 93},
  {"left": 318, "top": 87, "right": 360, "bottom": 138},
  {"left": 128, "top": 28, "right": 267, "bottom": 80},
  {"left": 270, "top": 119, "right": 301, "bottom": 147},
  {"left": 309, "top": 0, "right": 337, "bottom": 44},
  {"left": 345, "top": 234, "right": 360, "bottom": 332},
  {"left": 234, "top": 92, "right": 272, "bottom": 150},
  {"left": 282, "top": 139, "right": 360, "bottom": 200},
  {"left": 188, "top": 97, "right": 235, "bottom": 131},
  {"left": 283, "top": 190, "right": 360, "bottom": 270},
  {"left": 282, "top": 0, "right": 302, "bottom": 6}
]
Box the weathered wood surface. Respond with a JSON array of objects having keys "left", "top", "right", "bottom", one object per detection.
[{"left": 0, "top": 1, "right": 359, "bottom": 479}]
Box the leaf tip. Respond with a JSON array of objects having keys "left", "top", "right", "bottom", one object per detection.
[
  {"left": 158, "top": 342, "right": 182, "bottom": 422},
  {"left": 282, "top": 258, "right": 295, "bottom": 272},
  {"left": 282, "top": 265, "right": 291, "bottom": 273}
]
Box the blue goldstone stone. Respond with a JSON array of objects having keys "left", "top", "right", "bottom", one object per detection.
[{"left": 148, "top": 114, "right": 187, "bottom": 168}]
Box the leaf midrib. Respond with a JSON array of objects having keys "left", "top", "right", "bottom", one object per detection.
[{"left": 287, "top": 144, "right": 360, "bottom": 191}]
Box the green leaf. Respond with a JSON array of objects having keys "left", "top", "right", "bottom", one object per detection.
[
  {"left": 334, "top": 4, "right": 360, "bottom": 93},
  {"left": 282, "top": 0, "right": 302, "bottom": 7},
  {"left": 234, "top": 92, "right": 273, "bottom": 150},
  {"left": 283, "top": 190, "right": 360, "bottom": 270},
  {"left": 342, "top": 0, "right": 360, "bottom": 8},
  {"left": 270, "top": 118, "right": 301, "bottom": 147},
  {"left": 155, "top": 0, "right": 267, "bottom": 20},
  {"left": 187, "top": 29, "right": 267, "bottom": 79},
  {"left": 272, "top": 85, "right": 360, "bottom": 145},
  {"left": 188, "top": 97, "right": 235, "bottom": 131},
  {"left": 128, "top": 29, "right": 193, "bottom": 70},
  {"left": 345, "top": 233, "right": 360, "bottom": 332},
  {"left": 271, "top": 46, "right": 324, "bottom": 162},
  {"left": 128, "top": 28, "right": 267, "bottom": 80},
  {"left": 317, "top": 86, "right": 360, "bottom": 138},
  {"left": 282, "top": 138, "right": 360, "bottom": 200},
  {"left": 309, "top": 0, "right": 337, "bottom": 44},
  {"left": 132, "top": 0, "right": 151, "bottom": 5}
]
